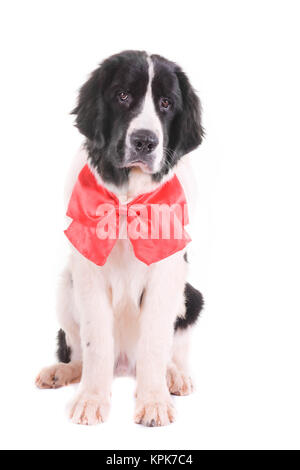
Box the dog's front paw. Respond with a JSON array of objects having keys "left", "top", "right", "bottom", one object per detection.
[
  {"left": 134, "top": 396, "right": 175, "bottom": 427},
  {"left": 69, "top": 393, "right": 110, "bottom": 425}
]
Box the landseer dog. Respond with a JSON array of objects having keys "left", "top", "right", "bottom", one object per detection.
[{"left": 36, "top": 50, "right": 204, "bottom": 426}]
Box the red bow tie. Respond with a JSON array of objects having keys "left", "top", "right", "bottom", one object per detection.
[{"left": 65, "top": 164, "right": 191, "bottom": 266}]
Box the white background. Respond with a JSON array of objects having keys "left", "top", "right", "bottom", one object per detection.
[{"left": 0, "top": 0, "right": 299, "bottom": 450}]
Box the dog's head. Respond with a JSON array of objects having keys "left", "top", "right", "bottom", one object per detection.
[{"left": 72, "top": 50, "right": 204, "bottom": 186}]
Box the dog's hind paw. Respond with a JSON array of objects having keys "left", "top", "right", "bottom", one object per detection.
[
  {"left": 35, "top": 362, "right": 82, "bottom": 389},
  {"left": 167, "top": 363, "right": 194, "bottom": 396}
]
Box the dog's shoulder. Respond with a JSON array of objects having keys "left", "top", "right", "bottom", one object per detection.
[
  {"left": 64, "top": 145, "right": 88, "bottom": 209},
  {"left": 174, "top": 155, "right": 198, "bottom": 222}
]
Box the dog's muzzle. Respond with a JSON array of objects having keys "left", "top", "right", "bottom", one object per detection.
[{"left": 125, "top": 129, "right": 159, "bottom": 171}]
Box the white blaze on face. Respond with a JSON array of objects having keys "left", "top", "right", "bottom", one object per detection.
[{"left": 125, "top": 57, "right": 164, "bottom": 173}]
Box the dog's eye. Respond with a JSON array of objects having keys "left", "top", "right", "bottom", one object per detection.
[
  {"left": 118, "top": 91, "right": 129, "bottom": 102},
  {"left": 160, "top": 98, "right": 171, "bottom": 109}
]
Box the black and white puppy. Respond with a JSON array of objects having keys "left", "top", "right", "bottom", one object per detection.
[{"left": 36, "top": 50, "right": 204, "bottom": 426}]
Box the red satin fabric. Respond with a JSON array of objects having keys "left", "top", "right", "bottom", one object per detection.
[{"left": 65, "top": 164, "right": 191, "bottom": 266}]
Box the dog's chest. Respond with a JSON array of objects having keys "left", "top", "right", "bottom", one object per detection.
[
  {"left": 105, "top": 237, "right": 149, "bottom": 312},
  {"left": 104, "top": 238, "right": 149, "bottom": 367}
]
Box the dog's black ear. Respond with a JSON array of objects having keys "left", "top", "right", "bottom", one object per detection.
[
  {"left": 71, "top": 67, "right": 105, "bottom": 147},
  {"left": 172, "top": 70, "right": 204, "bottom": 157}
]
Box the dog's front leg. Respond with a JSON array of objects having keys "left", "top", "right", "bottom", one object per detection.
[
  {"left": 70, "top": 279, "right": 113, "bottom": 425},
  {"left": 135, "top": 260, "right": 186, "bottom": 427}
]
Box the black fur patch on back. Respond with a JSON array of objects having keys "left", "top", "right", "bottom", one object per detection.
[
  {"left": 56, "top": 329, "right": 71, "bottom": 363},
  {"left": 174, "top": 283, "right": 204, "bottom": 331}
]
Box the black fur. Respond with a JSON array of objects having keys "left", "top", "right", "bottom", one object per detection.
[
  {"left": 151, "top": 54, "right": 204, "bottom": 181},
  {"left": 72, "top": 50, "right": 204, "bottom": 187},
  {"left": 174, "top": 283, "right": 204, "bottom": 331},
  {"left": 139, "top": 288, "right": 145, "bottom": 308},
  {"left": 72, "top": 50, "right": 148, "bottom": 186},
  {"left": 57, "top": 329, "right": 71, "bottom": 363}
]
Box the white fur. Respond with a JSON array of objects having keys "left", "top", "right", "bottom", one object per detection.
[{"left": 124, "top": 58, "right": 164, "bottom": 173}]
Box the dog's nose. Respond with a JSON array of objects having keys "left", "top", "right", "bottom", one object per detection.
[{"left": 130, "top": 130, "right": 159, "bottom": 155}]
